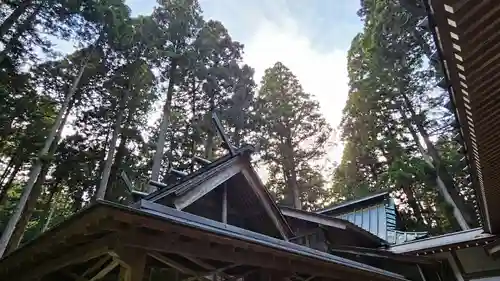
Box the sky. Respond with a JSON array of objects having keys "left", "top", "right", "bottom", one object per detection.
[{"left": 54, "top": 0, "right": 364, "bottom": 166}]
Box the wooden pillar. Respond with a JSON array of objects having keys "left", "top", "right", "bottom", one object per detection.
[
  {"left": 222, "top": 183, "right": 228, "bottom": 224},
  {"left": 115, "top": 248, "right": 148, "bottom": 281}
]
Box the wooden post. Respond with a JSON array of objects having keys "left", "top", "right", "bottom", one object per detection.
[
  {"left": 222, "top": 183, "right": 228, "bottom": 224},
  {"left": 115, "top": 248, "right": 147, "bottom": 281}
]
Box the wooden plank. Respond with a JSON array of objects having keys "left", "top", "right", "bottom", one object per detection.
[
  {"left": 280, "top": 208, "right": 347, "bottom": 230},
  {"left": 148, "top": 156, "right": 241, "bottom": 203},
  {"left": 240, "top": 166, "right": 290, "bottom": 240},
  {"left": 212, "top": 113, "right": 235, "bottom": 155},
  {"left": 174, "top": 162, "right": 243, "bottom": 210}
]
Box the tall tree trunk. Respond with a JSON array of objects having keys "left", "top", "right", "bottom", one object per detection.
[
  {"left": 399, "top": 102, "right": 471, "bottom": 230},
  {"left": 5, "top": 160, "right": 50, "bottom": 253},
  {"left": 0, "top": 161, "right": 22, "bottom": 207},
  {"left": 0, "top": 155, "right": 15, "bottom": 187},
  {"left": 108, "top": 108, "right": 134, "bottom": 191},
  {"left": 284, "top": 135, "right": 301, "bottom": 210},
  {"left": 0, "top": 2, "right": 41, "bottom": 64},
  {"left": 150, "top": 59, "right": 178, "bottom": 187},
  {"left": 96, "top": 90, "right": 130, "bottom": 200},
  {"left": 205, "top": 86, "right": 217, "bottom": 160},
  {"left": 41, "top": 190, "right": 59, "bottom": 232},
  {"left": 401, "top": 92, "right": 474, "bottom": 228},
  {"left": 401, "top": 183, "right": 425, "bottom": 226},
  {"left": 37, "top": 178, "right": 60, "bottom": 233},
  {"left": 0, "top": 0, "right": 33, "bottom": 39},
  {"left": 0, "top": 45, "right": 93, "bottom": 256}
]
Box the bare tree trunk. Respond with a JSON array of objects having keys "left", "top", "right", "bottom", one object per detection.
[
  {"left": 401, "top": 92, "right": 474, "bottom": 228},
  {"left": 108, "top": 109, "right": 133, "bottom": 190},
  {"left": 41, "top": 191, "right": 58, "bottom": 232},
  {"left": 285, "top": 135, "right": 301, "bottom": 210},
  {"left": 96, "top": 90, "right": 130, "bottom": 200},
  {"left": 6, "top": 160, "right": 50, "bottom": 253},
  {"left": 37, "top": 178, "right": 60, "bottom": 232},
  {"left": 0, "top": 0, "right": 33, "bottom": 39},
  {"left": 204, "top": 131, "right": 214, "bottom": 160},
  {"left": 205, "top": 107, "right": 215, "bottom": 161},
  {"left": 0, "top": 156, "right": 15, "bottom": 185},
  {"left": 401, "top": 183, "right": 425, "bottom": 226},
  {"left": 399, "top": 102, "right": 471, "bottom": 230},
  {"left": 150, "top": 59, "right": 178, "bottom": 187},
  {"left": 0, "top": 161, "right": 22, "bottom": 207},
  {"left": 0, "top": 43, "right": 94, "bottom": 257},
  {"left": 289, "top": 168, "right": 301, "bottom": 210},
  {"left": 0, "top": 2, "right": 41, "bottom": 64}
]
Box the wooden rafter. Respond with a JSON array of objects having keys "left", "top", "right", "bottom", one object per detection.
[
  {"left": 149, "top": 252, "right": 212, "bottom": 281},
  {"left": 88, "top": 259, "right": 120, "bottom": 281},
  {"left": 18, "top": 234, "right": 117, "bottom": 281},
  {"left": 181, "top": 264, "right": 241, "bottom": 281},
  {"left": 81, "top": 254, "right": 112, "bottom": 278}
]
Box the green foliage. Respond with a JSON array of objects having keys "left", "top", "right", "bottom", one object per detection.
[
  {"left": 333, "top": 0, "right": 474, "bottom": 233},
  {"left": 254, "top": 62, "right": 331, "bottom": 210},
  {"left": 0, "top": 0, "right": 333, "bottom": 250}
]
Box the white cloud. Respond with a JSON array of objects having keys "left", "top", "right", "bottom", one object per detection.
[{"left": 242, "top": 16, "right": 348, "bottom": 167}]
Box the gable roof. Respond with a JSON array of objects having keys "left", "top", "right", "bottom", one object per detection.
[
  {"left": 281, "top": 206, "right": 388, "bottom": 248},
  {"left": 0, "top": 200, "right": 409, "bottom": 281},
  {"left": 143, "top": 145, "right": 293, "bottom": 239},
  {"left": 317, "top": 191, "right": 390, "bottom": 215}
]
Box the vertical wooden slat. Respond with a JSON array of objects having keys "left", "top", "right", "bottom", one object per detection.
[{"left": 222, "top": 183, "right": 228, "bottom": 224}]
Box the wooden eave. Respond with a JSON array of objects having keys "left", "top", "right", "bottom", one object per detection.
[
  {"left": 281, "top": 206, "right": 388, "bottom": 248},
  {"left": 389, "top": 228, "right": 496, "bottom": 255},
  {"left": 0, "top": 201, "right": 410, "bottom": 281},
  {"left": 424, "top": 0, "right": 500, "bottom": 233},
  {"left": 317, "top": 191, "right": 390, "bottom": 215},
  {"left": 329, "top": 246, "right": 441, "bottom": 266}
]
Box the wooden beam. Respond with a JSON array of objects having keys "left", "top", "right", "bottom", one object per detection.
[
  {"left": 181, "top": 263, "right": 240, "bottom": 281},
  {"left": 121, "top": 171, "right": 135, "bottom": 193},
  {"left": 88, "top": 259, "right": 120, "bottom": 281},
  {"left": 240, "top": 166, "right": 290, "bottom": 240},
  {"left": 174, "top": 162, "right": 243, "bottom": 210},
  {"left": 150, "top": 252, "right": 212, "bottom": 281},
  {"left": 222, "top": 183, "right": 228, "bottom": 224},
  {"left": 18, "top": 234, "right": 117, "bottom": 281},
  {"left": 1, "top": 210, "right": 108, "bottom": 273},
  {"left": 193, "top": 156, "right": 212, "bottom": 166},
  {"left": 63, "top": 270, "right": 89, "bottom": 281},
  {"left": 81, "top": 254, "right": 112, "bottom": 278},
  {"left": 123, "top": 233, "right": 365, "bottom": 280},
  {"left": 148, "top": 156, "right": 241, "bottom": 203},
  {"left": 119, "top": 266, "right": 130, "bottom": 281},
  {"left": 113, "top": 247, "right": 147, "bottom": 281},
  {"left": 212, "top": 113, "right": 235, "bottom": 155},
  {"left": 280, "top": 209, "right": 347, "bottom": 230}
]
